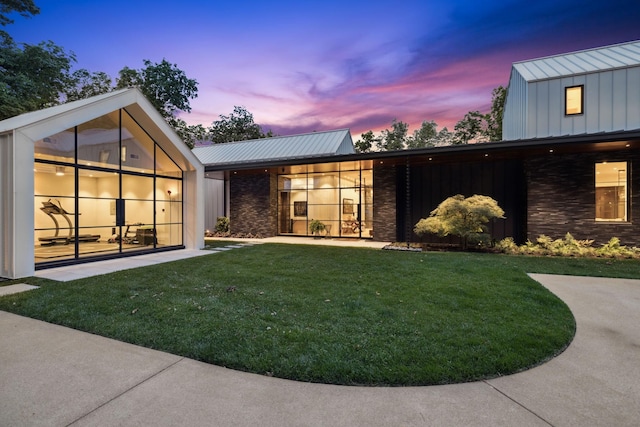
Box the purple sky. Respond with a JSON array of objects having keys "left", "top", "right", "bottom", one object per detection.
[{"left": 7, "top": 0, "right": 640, "bottom": 136}]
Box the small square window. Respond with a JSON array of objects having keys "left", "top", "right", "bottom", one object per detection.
[{"left": 565, "top": 85, "right": 584, "bottom": 115}]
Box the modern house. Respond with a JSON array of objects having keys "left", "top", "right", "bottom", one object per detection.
[
  {"left": 2, "top": 40, "right": 638, "bottom": 279},
  {"left": 0, "top": 88, "right": 204, "bottom": 279},
  {"left": 196, "top": 40, "right": 640, "bottom": 246}
]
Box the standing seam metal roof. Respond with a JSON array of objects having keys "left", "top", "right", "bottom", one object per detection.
[
  {"left": 192, "top": 129, "right": 355, "bottom": 165},
  {"left": 512, "top": 40, "right": 640, "bottom": 82}
]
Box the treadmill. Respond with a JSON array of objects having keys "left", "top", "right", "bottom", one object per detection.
[{"left": 38, "top": 199, "right": 101, "bottom": 245}]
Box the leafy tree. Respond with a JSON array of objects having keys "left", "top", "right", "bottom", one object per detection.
[
  {"left": 170, "top": 118, "right": 208, "bottom": 149},
  {"left": 434, "top": 127, "right": 454, "bottom": 146},
  {"left": 406, "top": 120, "right": 437, "bottom": 149},
  {"left": 377, "top": 119, "right": 408, "bottom": 151},
  {"left": 0, "top": 0, "right": 39, "bottom": 27},
  {"left": 355, "top": 130, "right": 379, "bottom": 153},
  {"left": 452, "top": 111, "right": 486, "bottom": 145},
  {"left": 414, "top": 194, "right": 505, "bottom": 250},
  {"left": 485, "top": 85, "right": 506, "bottom": 141},
  {"left": 453, "top": 86, "right": 506, "bottom": 144},
  {"left": 0, "top": 37, "right": 75, "bottom": 119},
  {"left": 115, "top": 66, "right": 142, "bottom": 89},
  {"left": 115, "top": 59, "right": 198, "bottom": 120},
  {"left": 209, "top": 106, "right": 267, "bottom": 143},
  {"left": 65, "top": 69, "right": 112, "bottom": 102}
]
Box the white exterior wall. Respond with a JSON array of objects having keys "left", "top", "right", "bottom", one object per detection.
[
  {"left": 502, "top": 70, "right": 528, "bottom": 140},
  {"left": 0, "top": 131, "right": 36, "bottom": 278},
  {"left": 503, "top": 66, "right": 640, "bottom": 140},
  {"left": 0, "top": 133, "right": 14, "bottom": 278},
  {"left": 204, "top": 175, "right": 225, "bottom": 232},
  {"left": 183, "top": 167, "right": 204, "bottom": 251}
]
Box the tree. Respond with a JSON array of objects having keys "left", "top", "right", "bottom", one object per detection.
[
  {"left": 355, "top": 130, "right": 378, "bottom": 153},
  {"left": 0, "top": 37, "right": 76, "bottom": 119},
  {"left": 485, "top": 85, "right": 506, "bottom": 142},
  {"left": 209, "top": 106, "right": 267, "bottom": 143},
  {"left": 65, "top": 69, "right": 112, "bottom": 102},
  {"left": 414, "top": 194, "right": 505, "bottom": 250},
  {"left": 115, "top": 59, "right": 198, "bottom": 120},
  {"left": 1, "top": 0, "right": 39, "bottom": 27},
  {"left": 170, "top": 118, "right": 208, "bottom": 149},
  {"left": 434, "top": 127, "right": 454, "bottom": 146},
  {"left": 452, "top": 111, "right": 485, "bottom": 145},
  {"left": 406, "top": 120, "right": 437, "bottom": 149},
  {"left": 377, "top": 119, "right": 408, "bottom": 151}
]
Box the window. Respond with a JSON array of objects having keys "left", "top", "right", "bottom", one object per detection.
[
  {"left": 34, "top": 110, "right": 184, "bottom": 266},
  {"left": 565, "top": 85, "right": 584, "bottom": 115},
  {"left": 595, "top": 162, "right": 627, "bottom": 221}
]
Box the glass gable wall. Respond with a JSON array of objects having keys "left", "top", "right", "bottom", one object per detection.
[
  {"left": 277, "top": 161, "right": 373, "bottom": 238},
  {"left": 34, "top": 109, "right": 183, "bottom": 266}
]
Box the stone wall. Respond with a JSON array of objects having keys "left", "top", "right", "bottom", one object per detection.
[
  {"left": 229, "top": 172, "right": 277, "bottom": 237},
  {"left": 526, "top": 150, "right": 640, "bottom": 245}
]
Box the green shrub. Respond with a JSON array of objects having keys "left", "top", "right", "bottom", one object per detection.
[
  {"left": 497, "top": 234, "right": 640, "bottom": 259},
  {"left": 414, "top": 194, "right": 505, "bottom": 250},
  {"left": 215, "top": 216, "right": 230, "bottom": 233}
]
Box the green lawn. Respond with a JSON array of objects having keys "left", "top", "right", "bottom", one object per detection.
[{"left": 2, "top": 244, "right": 635, "bottom": 386}]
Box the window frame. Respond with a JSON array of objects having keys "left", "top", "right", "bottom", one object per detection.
[
  {"left": 595, "top": 161, "right": 628, "bottom": 223},
  {"left": 565, "top": 85, "right": 584, "bottom": 116}
]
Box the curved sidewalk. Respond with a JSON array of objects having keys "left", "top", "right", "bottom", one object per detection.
[{"left": 1, "top": 274, "right": 639, "bottom": 426}]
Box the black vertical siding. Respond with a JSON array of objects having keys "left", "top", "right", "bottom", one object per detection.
[{"left": 397, "top": 158, "right": 527, "bottom": 244}]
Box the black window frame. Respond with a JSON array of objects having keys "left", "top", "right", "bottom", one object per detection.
[{"left": 565, "top": 85, "right": 584, "bottom": 116}]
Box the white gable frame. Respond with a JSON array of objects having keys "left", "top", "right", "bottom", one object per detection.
[{"left": 0, "top": 88, "right": 204, "bottom": 279}]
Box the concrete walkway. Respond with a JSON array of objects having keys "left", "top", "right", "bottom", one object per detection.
[{"left": 1, "top": 252, "right": 639, "bottom": 425}]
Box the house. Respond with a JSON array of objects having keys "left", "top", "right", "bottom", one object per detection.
[
  {"left": 197, "top": 40, "right": 640, "bottom": 246},
  {"left": 193, "top": 129, "right": 355, "bottom": 234},
  {"left": 0, "top": 88, "right": 204, "bottom": 279}
]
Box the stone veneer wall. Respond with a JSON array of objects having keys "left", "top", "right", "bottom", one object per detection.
[
  {"left": 526, "top": 150, "right": 640, "bottom": 246},
  {"left": 373, "top": 164, "right": 397, "bottom": 242},
  {"left": 229, "top": 172, "right": 277, "bottom": 237}
]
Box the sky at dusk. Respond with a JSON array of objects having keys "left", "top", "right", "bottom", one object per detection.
[{"left": 6, "top": 0, "right": 640, "bottom": 136}]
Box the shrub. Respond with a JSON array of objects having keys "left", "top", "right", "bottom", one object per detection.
[
  {"left": 215, "top": 216, "right": 230, "bottom": 233},
  {"left": 497, "top": 234, "right": 640, "bottom": 259},
  {"left": 414, "top": 194, "right": 505, "bottom": 250}
]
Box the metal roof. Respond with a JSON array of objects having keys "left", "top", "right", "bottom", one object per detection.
[
  {"left": 192, "top": 129, "right": 355, "bottom": 166},
  {"left": 512, "top": 40, "right": 640, "bottom": 82},
  {"left": 202, "top": 129, "right": 640, "bottom": 171}
]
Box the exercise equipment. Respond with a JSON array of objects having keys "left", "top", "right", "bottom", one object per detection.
[{"left": 38, "top": 199, "right": 100, "bottom": 246}]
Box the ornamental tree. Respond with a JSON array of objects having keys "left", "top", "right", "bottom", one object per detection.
[{"left": 414, "top": 194, "right": 505, "bottom": 250}]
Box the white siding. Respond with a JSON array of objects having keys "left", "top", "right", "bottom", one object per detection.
[
  {"left": 502, "top": 70, "right": 528, "bottom": 140},
  {"left": 204, "top": 176, "right": 225, "bottom": 232},
  {"left": 504, "top": 41, "right": 640, "bottom": 140},
  {"left": 507, "top": 66, "right": 640, "bottom": 139}
]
